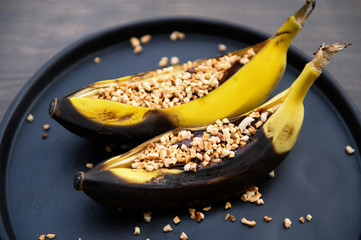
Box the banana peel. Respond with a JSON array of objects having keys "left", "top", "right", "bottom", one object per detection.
[
  {"left": 74, "top": 43, "right": 349, "bottom": 208},
  {"left": 49, "top": 0, "right": 315, "bottom": 145}
]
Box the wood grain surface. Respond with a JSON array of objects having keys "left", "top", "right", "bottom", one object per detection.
[{"left": 0, "top": 0, "right": 360, "bottom": 122}]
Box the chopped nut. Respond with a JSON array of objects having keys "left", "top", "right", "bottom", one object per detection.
[
  {"left": 94, "top": 57, "right": 101, "bottom": 64},
  {"left": 180, "top": 232, "right": 188, "bottom": 240},
  {"left": 171, "top": 56, "right": 180, "bottom": 65},
  {"left": 46, "top": 234, "right": 56, "bottom": 239},
  {"left": 144, "top": 211, "right": 152, "bottom": 222},
  {"left": 264, "top": 216, "right": 272, "bottom": 222},
  {"left": 140, "top": 34, "right": 152, "bottom": 44},
  {"left": 218, "top": 44, "right": 227, "bottom": 52},
  {"left": 203, "top": 206, "right": 211, "bottom": 211},
  {"left": 39, "top": 235, "right": 46, "bottom": 240},
  {"left": 86, "top": 163, "right": 93, "bottom": 169},
  {"left": 42, "top": 124, "right": 50, "bottom": 131},
  {"left": 269, "top": 170, "right": 275, "bottom": 178},
  {"left": 256, "top": 198, "right": 264, "bottom": 205},
  {"left": 158, "top": 56, "right": 169, "bottom": 67},
  {"left": 225, "top": 213, "right": 230, "bottom": 221},
  {"left": 299, "top": 216, "right": 305, "bottom": 223},
  {"left": 225, "top": 201, "right": 232, "bottom": 210},
  {"left": 346, "top": 145, "right": 355, "bottom": 155},
  {"left": 173, "top": 216, "right": 181, "bottom": 224},
  {"left": 130, "top": 37, "right": 141, "bottom": 48},
  {"left": 241, "top": 217, "right": 256, "bottom": 227},
  {"left": 230, "top": 215, "right": 236, "bottom": 222},
  {"left": 41, "top": 133, "right": 47, "bottom": 139},
  {"left": 284, "top": 218, "right": 292, "bottom": 229},
  {"left": 134, "top": 226, "right": 141, "bottom": 235},
  {"left": 27, "top": 114, "right": 34, "bottom": 122},
  {"left": 170, "top": 31, "right": 185, "bottom": 41},
  {"left": 306, "top": 214, "right": 312, "bottom": 222},
  {"left": 163, "top": 224, "right": 173, "bottom": 232},
  {"left": 196, "top": 212, "right": 204, "bottom": 222},
  {"left": 133, "top": 45, "right": 143, "bottom": 54},
  {"left": 189, "top": 208, "right": 196, "bottom": 220}
]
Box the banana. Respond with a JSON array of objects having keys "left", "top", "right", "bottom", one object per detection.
[
  {"left": 49, "top": 0, "right": 315, "bottom": 145},
  {"left": 74, "top": 43, "right": 349, "bottom": 208}
]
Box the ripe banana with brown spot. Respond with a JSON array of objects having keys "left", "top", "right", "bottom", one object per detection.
[
  {"left": 49, "top": 0, "right": 315, "bottom": 145},
  {"left": 73, "top": 42, "right": 349, "bottom": 208}
]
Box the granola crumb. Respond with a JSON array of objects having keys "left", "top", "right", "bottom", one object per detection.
[
  {"left": 134, "top": 226, "right": 141, "bottom": 235},
  {"left": 268, "top": 170, "right": 275, "bottom": 178},
  {"left": 173, "top": 216, "right": 181, "bottom": 224},
  {"left": 41, "top": 133, "right": 47, "bottom": 139},
  {"left": 180, "top": 232, "right": 188, "bottom": 240},
  {"left": 345, "top": 145, "right": 355, "bottom": 155},
  {"left": 94, "top": 57, "right": 101, "bottom": 64},
  {"left": 225, "top": 201, "right": 232, "bottom": 210},
  {"left": 196, "top": 212, "right": 204, "bottom": 222},
  {"left": 27, "top": 114, "right": 34, "bottom": 122},
  {"left": 306, "top": 214, "right": 312, "bottom": 222},
  {"left": 170, "top": 56, "right": 180, "bottom": 65},
  {"left": 46, "top": 234, "right": 56, "bottom": 239},
  {"left": 203, "top": 206, "right": 211, "bottom": 211},
  {"left": 218, "top": 44, "right": 227, "bottom": 52},
  {"left": 284, "top": 218, "right": 292, "bottom": 229},
  {"left": 144, "top": 211, "right": 152, "bottom": 222},
  {"left": 163, "top": 224, "right": 173, "bottom": 232},
  {"left": 241, "top": 217, "right": 256, "bottom": 227},
  {"left": 230, "top": 215, "right": 236, "bottom": 222},
  {"left": 43, "top": 124, "right": 50, "bottom": 131},
  {"left": 264, "top": 216, "right": 272, "bottom": 222},
  {"left": 225, "top": 213, "right": 230, "bottom": 221},
  {"left": 86, "top": 163, "right": 93, "bottom": 169},
  {"left": 140, "top": 34, "right": 152, "bottom": 44},
  {"left": 299, "top": 216, "right": 305, "bottom": 223}
]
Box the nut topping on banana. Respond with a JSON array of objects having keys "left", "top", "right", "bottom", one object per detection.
[
  {"left": 50, "top": 0, "right": 315, "bottom": 145},
  {"left": 73, "top": 42, "right": 349, "bottom": 208}
]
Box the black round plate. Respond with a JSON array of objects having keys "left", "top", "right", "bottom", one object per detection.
[{"left": 1, "top": 17, "right": 361, "bottom": 240}]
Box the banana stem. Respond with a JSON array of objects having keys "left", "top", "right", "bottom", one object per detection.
[
  {"left": 294, "top": 0, "right": 316, "bottom": 26},
  {"left": 287, "top": 43, "right": 351, "bottom": 105}
]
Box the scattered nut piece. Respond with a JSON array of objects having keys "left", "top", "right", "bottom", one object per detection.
[
  {"left": 144, "top": 211, "right": 152, "bottom": 222},
  {"left": 218, "top": 44, "right": 227, "bottom": 52},
  {"left": 41, "top": 133, "right": 47, "bottom": 139},
  {"left": 269, "top": 170, "right": 275, "bottom": 178},
  {"left": 189, "top": 208, "right": 196, "bottom": 220},
  {"left": 140, "top": 34, "right": 152, "bottom": 44},
  {"left": 264, "top": 216, "right": 272, "bottom": 222},
  {"left": 46, "top": 234, "right": 56, "bottom": 239},
  {"left": 170, "top": 31, "right": 186, "bottom": 41},
  {"left": 133, "top": 45, "right": 143, "bottom": 54},
  {"left": 345, "top": 145, "right": 355, "bottom": 155},
  {"left": 203, "top": 206, "right": 211, "bottom": 211},
  {"left": 130, "top": 37, "right": 141, "bottom": 48},
  {"left": 306, "top": 214, "right": 312, "bottom": 222},
  {"left": 171, "top": 56, "right": 180, "bottom": 65},
  {"left": 134, "top": 226, "right": 141, "bottom": 235},
  {"left": 163, "top": 224, "right": 173, "bottom": 232},
  {"left": 225, "top": 201, "right": 232, "bottom": 210},
  {"left": 173, "top": 216, "right": 181, "bottom": 224},
  {"left": 230, "top": 215, "right": 236, "bottom": 222},
  {"left": 196, "top": 212, "right": 204, "bottom": 222},
  {"left": 39, "top": 235, "right": 46, "bottom": 240},
  {"left": 180, "top": 232, "right": 188, "bottom": 240},
  {"left": 105, "top": 145, "right": 112, "bottom": 152},
  {"left": 86, "top": 163, "right": 94, "bottom": 169},
  {"left": 225, "top": 213, "right": 230, "bottom": 221},
  {"left": 299, "top": 216, "right": 305, "bottom": 223},
  {"left": 241, "top": 217, "right": 256, "bottom": 227},
  {"left": 94, "top": 57, "right": 101, "bottom": 64},
  {"left": 284, "top": 218, "right": 292, "bottom": 229},
  {"left": 158, "top": 56, "right": 169, "bottom": 67},
  {"left": 43, "top": 124, "right": 50, "bottom": 131},
  {"left": 256, "top": 198, "right": 264, "bottom": 205},
  {"left": 27, "top": 114, "right": 34, "bottom": 122}
]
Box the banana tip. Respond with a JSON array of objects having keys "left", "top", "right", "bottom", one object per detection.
[
  {"left": 48, "top": 98, "right": 58, "bottom": 118},
  {"left": 74, "top": 171, "right": 85, "bottom": 191}
]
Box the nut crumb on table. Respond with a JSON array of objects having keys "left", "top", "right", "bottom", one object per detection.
[
  {"left": 284, "top": 218, "right": 292, "bottom": 229},
  {"left": 345, "top": 145, "right": 355, "bottom": 155},
  {"left": 134, "top": 226, "right": 140, "bottom": 235},
  {"left": 241, "top": 217, "right": 256, "bottom": 227},
  {"left": 27, "top": 114, "right": 34, "bottom": 122}
]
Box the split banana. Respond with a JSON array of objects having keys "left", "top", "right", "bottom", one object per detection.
[
  {"left": 49, "top": 0, "right": 315, "bottom": 145},
  {"left": 74, "top": 43, "right": 349, "bottom": 208}
]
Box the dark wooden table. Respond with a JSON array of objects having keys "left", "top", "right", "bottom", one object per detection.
[{"left": 1, "top": 0, "right": 360, "bottom": 122}]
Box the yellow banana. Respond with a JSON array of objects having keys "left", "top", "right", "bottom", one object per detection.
[
  {"left": 50, "top": 0, "right": 315, "bottom": 145},
  {"left": 74, "top": 43, "right": 349, "bottom": 208}
]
